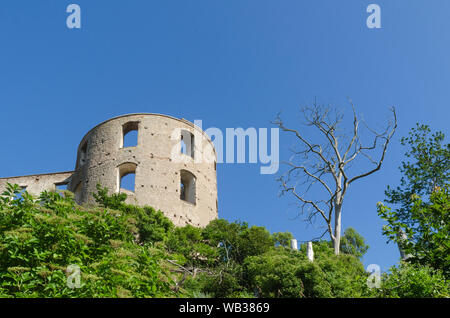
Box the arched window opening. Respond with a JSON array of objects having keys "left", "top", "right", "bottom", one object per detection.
[
  {"left": 181, "top": 130, "right": 194, "bottom": 159},
  {"left": 180, "top": 181, "right": 186, "bottom": 200},
  {"left": 117, "top": 162, "right": 137, "bottom": 193},
  {"left": 122, "top": 121, "right": 139, "bottom": 148},
  {"left": 79, "top": 141, "right": 88, "bottom": 167},
  {"left": 121, "top": 173, "right": 135, "bottom": 192},
  {"left": 55, "top": 182, "right": 69, "bottom": 197},
  {"left": 55, "top": 183, "right": 68, "bottom": 191},
  {"left": 181, "top": 139, "right": 187, "bottom": 155},
  {"left": 55, "top": 183, "right": 67, "bottom": 191},
  {"left": 180, "top": 170, "right": 196, "bottom": 204}
]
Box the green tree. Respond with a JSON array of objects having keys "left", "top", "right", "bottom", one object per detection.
[
  {"left": 244, "top": 242, "right": 367, "bottom": 298},
  {"left": 378, "top": 187, "right": 450, "bottom": 277},
  {"left": 384, "top": 124, "right": 449, "bottom": 224},
  {"left": 272, "top": 232, "right": 294, "bottom": 248},
  {"left": 340, "top": 227, "right": 369, "bottom": 259},
  {"left": 379, "top": 124, "right": 449, "bottom": 277},
  {"left": 202, "top": 219, "right": 274, "bottom": 264}
]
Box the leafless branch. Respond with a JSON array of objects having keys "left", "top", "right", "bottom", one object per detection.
[
  {"left": 276, "top": 101, "right": 397, "bottom": 253},
  {"left": 346, "top": 107, "right": 397, "bottom": 186}
]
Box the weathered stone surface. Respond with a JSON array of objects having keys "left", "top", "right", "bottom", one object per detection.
[
  {"left": 0, "top": 172, "right": 73, "bottom": 195},
  {"left": 0, "top": 113, "right": 218, "bottom": 227}
]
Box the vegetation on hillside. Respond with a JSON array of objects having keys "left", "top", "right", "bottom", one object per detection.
[{"left": 0, "top": 182, "right": 448, "bottom": 298}]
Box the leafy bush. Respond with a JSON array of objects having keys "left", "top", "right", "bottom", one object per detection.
[
  {"left": 93, "top": 184, "right": 173, "bottom": 244},
  {"left": 244, "top": 242, "right": 367, "bottom": 298},
  {"left": 202, "top": 219, "right": 274, "bottom": 264},
  {"left": 374, "top": 262, "right": 449, "bottom": 298},
  {"left": 244, "top": 249, "right": 306, "bottom": 297},
  {"left": 2, "top": 183, "right": 445, "bottom": 298},
  {"left": 0, "top": 183, "right": 173, "bottom": 297}
]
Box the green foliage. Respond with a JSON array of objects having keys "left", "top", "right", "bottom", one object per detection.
[
  {"left": 2, "top": 182, "right": 445, "bottom": 298},
  {"left": 379, "top": 187, "right": 450, "bottom": 277},
  {"left": 93, "top": 183, "right": 127, "bottom": 210},
  {"left": 93, "top": 184, "right": 173, "bottom": 244},
  {"left": 202, "top": 219, "right": 274, "bottom": 264},
  {"left": 340, "top": 227, "right": 369, "bottom": 259},
  {"left": 373, "top": 262, "right": 449, "bottom": 298},
  {"left": 385, "top": 124, "right": 449, "bottom": 221},
  {"left": 0, "top": 183, "right": 173, "bottom": 297},
  {"left": 301, "top": 241, "right": 368, "bottom": 297},
  {"left": 193, "top": 263, "right": 247, "bottom": 298},
  {"left": 272, "top": 232, "right": 293, "bottom": 248},
  {"left": 243, "top": 242, "right": 367, "bottom": 298},
  {"left": 244, "top": 249, "right": 306, "bottom": 297},
  {"left": 168, "top": 219, "right": 278, "bottom": 298},
  {"left": 380, "top": 124, "right": 449, "bottom": 277},
  {"left": 166, "top": 225, "right": 218, "bottom": 267},
  {"left": 121, "top": 204, "right": 173, "bottom": 244}
]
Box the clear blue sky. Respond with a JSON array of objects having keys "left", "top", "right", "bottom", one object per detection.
[{"left": 0, "top": 1, "right": 449, "bottom": 272}]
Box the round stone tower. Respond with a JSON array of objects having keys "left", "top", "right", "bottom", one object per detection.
[{"left": 67, "top": 113, "right": 218, "bottom": 227}]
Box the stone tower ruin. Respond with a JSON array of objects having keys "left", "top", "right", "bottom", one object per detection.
[{"left": 0, "top": 114, "right": 218, "bottom": 227}]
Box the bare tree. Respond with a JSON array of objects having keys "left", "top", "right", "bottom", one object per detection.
[{"left": 273, "top": 100, "right": 397, "bottom": 254}]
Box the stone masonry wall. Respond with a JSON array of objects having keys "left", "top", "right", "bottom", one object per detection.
[
  {"left": 0, "top": 114, "right": 218, "bottom": 228},
  {"left": 0, "top": 172, "right": 73, "bottom": 196}
]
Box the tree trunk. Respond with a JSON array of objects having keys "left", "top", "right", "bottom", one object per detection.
[
  {"left": 333, "top": 173, "right": 343, "bottom": 255},
  {"left": 333, "top": 197, "right": 342, "bottom": 255}
]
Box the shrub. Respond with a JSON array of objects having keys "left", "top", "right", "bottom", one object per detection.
[
  {"left": 375, "top": 262, "right": 449, "bottom": 298},
  {"left": 0, "top": 183, "right": 174, "bottom": 298}
]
